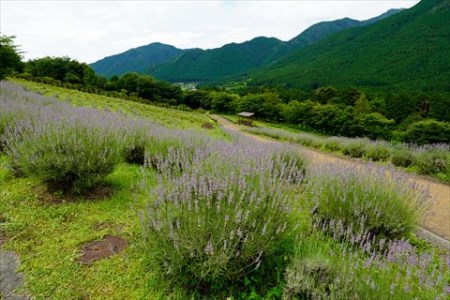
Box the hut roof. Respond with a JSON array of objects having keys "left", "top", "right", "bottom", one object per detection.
[{"left": 238, "top": 112, "right": 254, "bottom": 117}]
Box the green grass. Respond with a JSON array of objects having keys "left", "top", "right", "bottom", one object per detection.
[
  {"left": 0, "top": 159, "right": 165, "bottom": 299},
  {"left": 0, "top": 81, "right": 232, "bottom": 298}
]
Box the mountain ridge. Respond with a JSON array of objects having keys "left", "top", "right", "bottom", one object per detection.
[
  {"left": 248, "top": 0, "right": 450, "bottom": 91},
  {"left": 90, "top": 8, "right": 403, "bottom": 80}
]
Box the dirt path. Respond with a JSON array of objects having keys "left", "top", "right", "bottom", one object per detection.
[{"left": 213, "top": 115, "right": 450, "bottom": 245}]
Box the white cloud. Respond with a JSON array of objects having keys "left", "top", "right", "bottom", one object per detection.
[{"left": 1, "top": 0, "right": 419, "bottom": 63}]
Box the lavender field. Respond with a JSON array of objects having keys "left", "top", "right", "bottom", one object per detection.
[{"left": 0, "top": 81, "right": 449, "bottom": 299}]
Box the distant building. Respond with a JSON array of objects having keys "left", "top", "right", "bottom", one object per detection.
[{"left": 237, "top": 112, "right": 254, "bottom": 126}]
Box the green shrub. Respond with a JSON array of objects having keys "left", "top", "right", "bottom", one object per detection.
[
  {"left": 342, "top": 140, "right": 366, "bottom": 158},
  {"left": 402, "top": 120, "right": 450, "bottom": 145},
  {"left": 306, "top": 164, "right": 426, "bottom": 240},
  {"left": 415, "top": 150, "right": 449, "bottom": 175},
  {"left": 323, "top": 137, "right": 342, "bottom": 152},
  {"left": 364, "top": 143, "right": 391, "bottom": 162},
  {"left": 391, "top": 150, "right": 415, "bottom": 167},
  {"left": 4, "top": 117, "right": 125, "bottom": 194}
]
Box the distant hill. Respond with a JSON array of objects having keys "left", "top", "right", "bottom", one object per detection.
[
  {"left": 289, "top": 9, "right": 402, "bottom": 47},
  {"left": 90, "top": 42, "right": 184, "bottom": 77},
  {"left": 148, "top": 37, "right": 291, "bottom": 82},
  {"left": 149, "top": 9, "right": 401, "bottom": 83},
  {"left": 249, "top": 0, "right": 450, "bottom": 91},
  {"left": 90, "top": 9, "right": 401, "bottom": 80}
]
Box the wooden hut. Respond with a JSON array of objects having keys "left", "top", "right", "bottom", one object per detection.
[{"left": 237, "top": 112, "right": 255, "bottom": 126}]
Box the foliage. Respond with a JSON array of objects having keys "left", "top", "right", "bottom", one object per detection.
[
  {"left": 415, "top": 148, "right": 449, "bottom": 175},
  {"left": 342, "top": 139, "right": 366, "bottom": 158},
  {"left": 0, "top": 35, "right": 23, "bottom": 80},
  {"left": 364, "top": 142, "right": 391, "bottom": 162},
  {"left": 391, "top": 150, "right": 415, "bottom": 168},
  {"left": 402, "top": 119, "right": 450, "bottom": 145},
  {"left": 306, "top": 164, "right": 426, "bottom": 240},
  {"left": 251, "top": 0, "right": 450, "bottom": 92}
]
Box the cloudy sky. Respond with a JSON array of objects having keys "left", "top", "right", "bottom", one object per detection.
[{"left": 1, "top": 0, "right": 419, "bottom": 64}]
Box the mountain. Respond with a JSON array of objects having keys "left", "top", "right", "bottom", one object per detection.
[
  {"left": 90, "top": 42, "right": 184, "bottom": 77},
  {"left": 289, "top": 9, "right": 402, "bottom": 48},
  {"left": 90, "top": 9, "right": 401, "bottom": 81},
  {"left": 249, "top": 0, "right": 450, "bottom": 91},
  {"left": 148, "top": 37, "right": 291, "bottom": 82},
  {"left": 149, "top": 9, "right": 402, "bottom": 84}
]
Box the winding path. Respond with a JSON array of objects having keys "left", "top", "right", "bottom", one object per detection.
[{"left": 213, "top": 115, "right": 450, "bottom": 248}]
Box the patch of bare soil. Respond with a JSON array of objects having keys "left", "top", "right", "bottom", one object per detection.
[
  {"left": 212, "top": 115, "right": 450, "bottom": 242},
  {"left": 78, "top": 235, "right": 128, "bottom": 265},
  {"left": 201, "top": 123, "right": 214, "bottom": 129},
  {"left": 35, "top": 185, "right": 114, "bottom": 204}
]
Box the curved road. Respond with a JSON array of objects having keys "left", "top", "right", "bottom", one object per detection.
[{"left": 213, "top": 115, "right": 450, "bottom": 248}]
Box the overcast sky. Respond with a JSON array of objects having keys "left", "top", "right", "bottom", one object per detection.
[{"left": 1, "top": 0, "right": 419, "bottom": 64}]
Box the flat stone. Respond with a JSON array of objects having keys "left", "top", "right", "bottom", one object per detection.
[{"left": 0, "top": 250, "right": 29, "bottom": 300}]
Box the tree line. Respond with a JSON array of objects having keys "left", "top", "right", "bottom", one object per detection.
[{"left": 1, "top": 35, "right": 448, "bottom": 144}]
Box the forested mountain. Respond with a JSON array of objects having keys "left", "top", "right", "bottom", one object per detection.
[
  {"left": 288, "top": 9, "right": 402, "bottom": 47},
  {"left": 250, "top": 0, "right": 450, "bottom": 91},
  {"left": 90, "top": 9, "right": 400, "bottom": 81},
  {"left": 148, "top": 37, "right": 290, "bottom": 82},
  {"left": 90, "top": 42, "right": 184, "bottom": 77},
  {"left": 149, "top": 9, "right": 401, "bottom": 83}
]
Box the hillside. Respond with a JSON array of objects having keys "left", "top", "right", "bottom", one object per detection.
[
  {"left": 90, "top": 42, "right": 184, "bottom": 77},
  {"left": 148, "top": 37, "right": 291, "bottom": 82},
  {"left": 250, "top": 0, "right": 450, "bottom": 91},
  {"left": 89, "top": 9, "right": 400, "bottom": 81},
  {"left": 288, "top": 9, "right": 402, "bottom": 47},
  {"left": 149, "top": 10, "right": 401, "bottom": 84}
]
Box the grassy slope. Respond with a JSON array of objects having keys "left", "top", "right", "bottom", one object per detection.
[
  {"left": 12, "top": 79, "right": 225, "bottom": 137},
  {"left": 250, "top": 0, "right": 450, "bottom": 91}
]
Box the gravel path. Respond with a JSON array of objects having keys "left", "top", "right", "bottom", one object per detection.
[{"left": 213, "top": 115, "right": 450, "bottom": 248}]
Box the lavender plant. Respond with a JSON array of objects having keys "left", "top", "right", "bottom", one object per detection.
[
  {"left": 283, "top": 230, "right": 450, "bottom": 300},
  {"left": 364, "top": 141, "right": 391, "bottom": 162},
  {"left": 140, "top": 142, "right": 306, "bottom": 295},
  {"left": 414, "top": 147, "right": 449, "bottom": 175},
  {"left": 3, "top": 108, "right": 127, "bottom": 194},
  {"left": 391, "top": 149, "right": 416, "bottom": 167},
  {"left": 306, "top": 164, "right": 428, "bottom": 240},
  {"left": 342, "top": 139, "right": 367, "bottom": 158}
]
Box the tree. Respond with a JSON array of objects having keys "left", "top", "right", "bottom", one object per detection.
[{"left": 0, "top": 35, "right": 23, "bottom": 80}]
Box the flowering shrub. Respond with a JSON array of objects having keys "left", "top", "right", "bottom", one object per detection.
[
  {"left": 364, "top": 142, "right": 391, "bottom": 161},
  {"left": 306, "top": 164, "right": 427, "bottom": 240},
  {"left": 140, "top": 145, "right": 305, "bottom": 294},
  {"left": 4, "top": 109, "right": 126, "bottom": 194},
  {"left": 283, "top": 231, "right": 450, "bottom": 300},
  {"left": 415, "top": 149, "right": 449, "bottom": 175},
  {"left": 391, "top": 149, "right": 415, "bottom": 167},
  {"left": 342, "top": 139, "right": 366, "bottom": 158}
]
